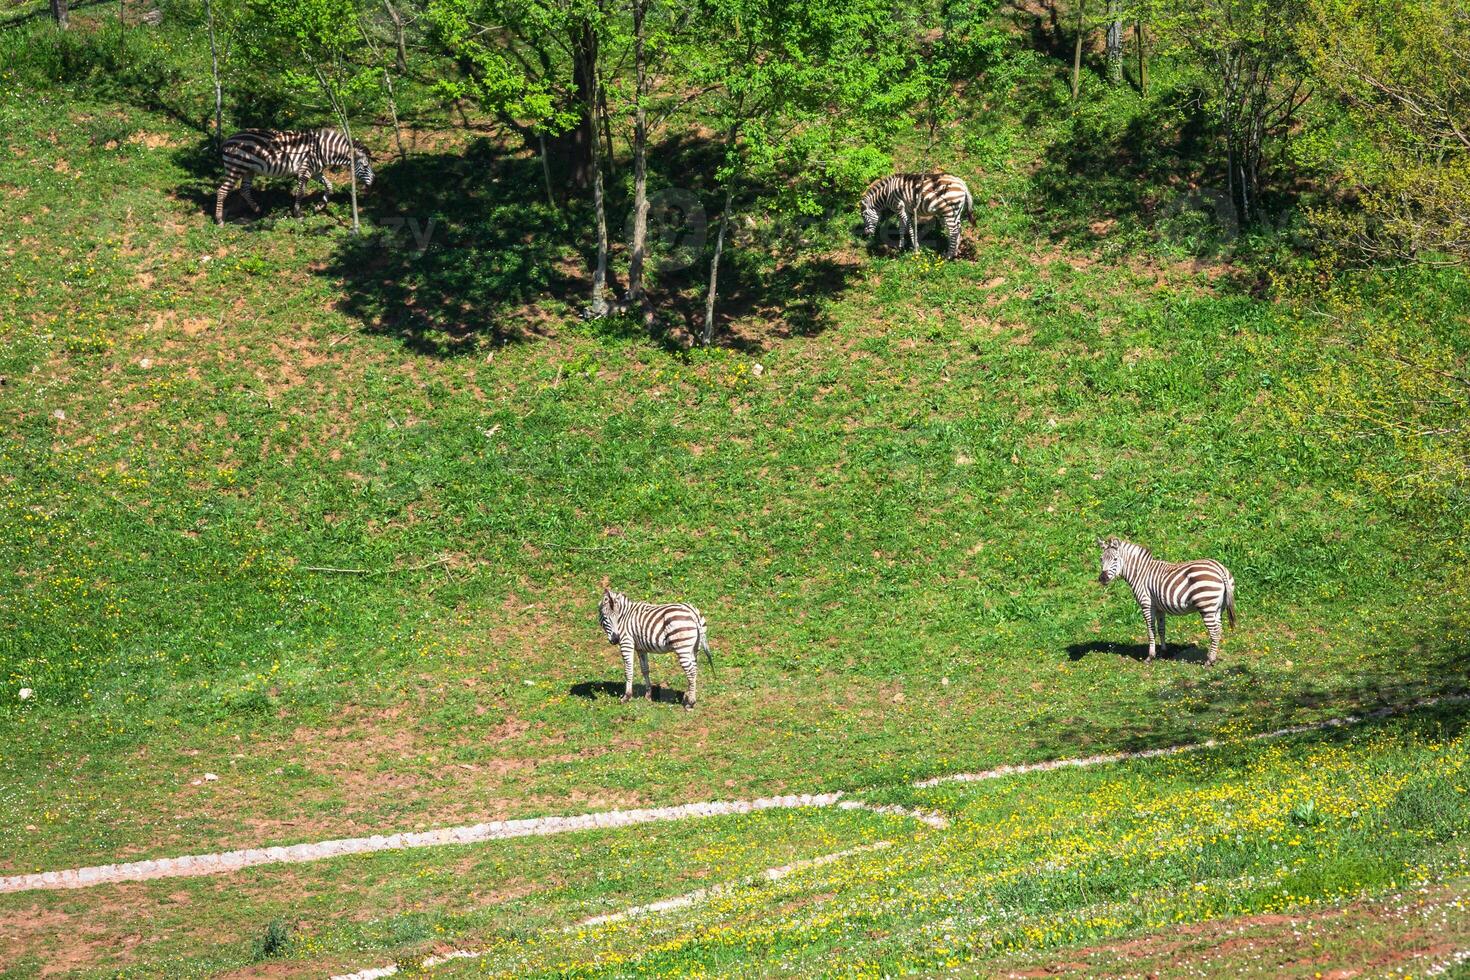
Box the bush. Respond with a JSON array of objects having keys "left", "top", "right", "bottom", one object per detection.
[{"left": 252, "top": 918, "right": 291, "bottom": 960}]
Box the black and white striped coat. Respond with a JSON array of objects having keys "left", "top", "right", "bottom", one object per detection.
[
  {"left": 1098, "top": 536, "right": 1237, "bottom": 664},
  {"left": 598, "top": 589, "right": 713, "bottom": 709},
  {"left": 215, "top": 129, "right": 374, "bottom": 225},
  {"left": 860, "top": 172, "right": 974, "bottom": 258}
]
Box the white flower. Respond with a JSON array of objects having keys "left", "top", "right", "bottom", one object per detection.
[{"left": 18, "top": 688, "right": 33, "bottom": 700}]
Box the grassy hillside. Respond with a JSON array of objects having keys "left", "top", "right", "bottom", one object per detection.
[{"left": 1, "top": 7, "right": 1468, "bottom": 977}]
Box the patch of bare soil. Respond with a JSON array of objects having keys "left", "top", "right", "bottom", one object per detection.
[{"left": 1002, "top": 881, "right": 1470, "bottom": 978}]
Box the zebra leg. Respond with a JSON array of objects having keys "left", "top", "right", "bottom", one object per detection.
[
  {"left": 1203, "top": 611, "right": 1223, "bottom": 666},
  {"left": 317, "top": 172, "right": 333, "bottom": 211},
  {"left": 638, "top": 650, "right": 652, "bottom": 701},
  {"left": 619, "top": 640, "right": 637, "bottom": 703},
  {"left": 1142, "top": 601, "right": 1157, "bottom": 660},
  {"left": 677, "top": 648, "right": 697, "bottom": 710},
  {"left": 214, "top": 176, "right": 238, "bottom": 226},
  {"left": 239, "top": 174, "right": 261, "bottom": 214},
  {"left": 1156, "top": 612, "right": 1167, "bottom": 658},
  {"left": 945, "top": 219, "right": 960, "bottom": 259},
  {"left": 911, "top": 213, "right": 923, "bottom": 253},
  {"left": 896, "top": 208, "right": 909, "bottom": 252},
  {"left": 293, "top": 173, "right": 308, "bottom": 218}
]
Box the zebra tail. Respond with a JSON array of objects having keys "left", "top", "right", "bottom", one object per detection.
[
  {"left": 1226, "top": 577, "right": 1237, "bottom": 629},
  {"left": 965, "top": 186, "right": 977, "bottom": 227},
  {"left": 699, "top": 621, "right": 715, "bottom": 677}
]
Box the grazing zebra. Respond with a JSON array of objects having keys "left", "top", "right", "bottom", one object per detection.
[
  {"left": 859, "top": 171, "right": 975, "bottom": 259},
  {"left": 215, "top": 128, "right": 374, "bottom": 225},
  {"left": 1097, "top": 536, "right": 1237, "bottom": 665},
  {"left": 598, "top": 589, "right": 714, "bottom": 709}
]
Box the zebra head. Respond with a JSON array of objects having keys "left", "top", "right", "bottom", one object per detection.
[
  {"left": 1098, "top": 536, "right": 1150, "bottom": 584},
  {"left": 859, "top": 190, "right": 881, "bottom": 238},
  {"left": 352, "top": 142, "right": 375, "bottom": 188},
  {"left": 598, "top": 589, "right": 626, "bottom": 645},
  {"left": 1097, "top": 536, "right": 1124, "bottom": 584}
]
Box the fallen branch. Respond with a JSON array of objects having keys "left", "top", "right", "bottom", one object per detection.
[{"left": 299, "top": 556, "right": 452, "bottom": 576}]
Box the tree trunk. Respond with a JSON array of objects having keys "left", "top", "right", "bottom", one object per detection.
[
  {"left": 1071, "top": 0, "right": 1087, "bottom": 99},
  {"left": 318, "top": 65, "right": 361, "bottom": 235},
  {"left": 50, "top": 0, "right": 68, "bottom": 28},
  {"left": 382, "top": 68, "right": 406, "bottom": 159},
  {"left": 626, "top": 0, "right": 652, "bottom": 323},
  {"left": 583, "top": 34, "right": 610, "bottom": 317},
  {"left": 205, "top": 0, "right": 224, "bottom": 151},
  {"left": 382, "top": 0, "right": 408, "bottom": 73},
  {"left": 1105, "top": 1, "right": 1123, "bottom": 86},
  {"left": 1136, "top": 19, "right": 1147, "bottom": 95},
  {"left": 702, "top": 181, "right": 733, "bottom": 346},
  {"left": 590, "top": 149, "right": 610, "bottom": 315},
  {"left": 562, "top": 20, "right": 599, "bottom": 193},
  {"left": 538, "top": 131, "right": 556, "bottom": 209}
]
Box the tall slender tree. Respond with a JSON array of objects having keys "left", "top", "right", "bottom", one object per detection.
[
  {"left": 244, "top": 0, "right": 381, "bottom": 233},
  {"left": 689, "top": 0, "right": 914, "bottom": 345}
]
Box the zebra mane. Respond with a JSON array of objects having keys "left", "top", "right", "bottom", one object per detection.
[{"left": 859, "top": 177, "right": 888, "bottom": 202}]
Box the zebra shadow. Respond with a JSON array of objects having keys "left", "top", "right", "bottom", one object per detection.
[
  {"left": 568, "top": 681, "right": 690, "bottom": 706},
  {"left": 1066, "top": 640, "right": 1213, "bottom": 665}
]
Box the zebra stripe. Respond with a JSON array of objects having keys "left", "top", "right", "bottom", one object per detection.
[
  {"left": 215, "top": 129, "right": 374, "bottom": 225},
  {"left": 1098, "top": 536, "right": 1237, "bottom": 665},
  {"left": 860, "top": 172, "right": 975, "bottom": 259},
  {"left": 598, "top": 589, "right": 713, "bottom": 709}
]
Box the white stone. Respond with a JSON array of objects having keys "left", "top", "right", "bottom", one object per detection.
[{"left": 17, "top": 688, "right": 32, "bottom": 700}]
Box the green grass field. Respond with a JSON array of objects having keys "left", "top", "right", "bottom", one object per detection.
[{"left": 1, "top": 8, "right": 1469, "bottom": 977}]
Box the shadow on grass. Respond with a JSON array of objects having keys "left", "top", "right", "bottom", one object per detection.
[
  {"left": 1027, "top": 84, "right": 1242, "bottom": 256},
  {"left": 317, "top": 139, "right": 579, "bottom": 356},
  {"left": 1035, "top": 623, "right": 1470, "bottom": 757},
  {"left": 1066, "top": 640, "right": 1212, "bottom": 666},
  {"left": 569, "top": 681, "right": 690, "bottom": 706},
  {"left": 299, "top": 135, "right": 864, "bottom": 355}
]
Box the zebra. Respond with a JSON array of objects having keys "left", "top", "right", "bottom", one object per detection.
[
  {"left": 598, "top": 589, "right": 714, "bottom": 709},
  {"left": 860, "top": 171, "right": 975, "bottom": 259},
  {"left": 215, "top": 129, "right": 374, "bottom": 225},
  {"left": 1097, "top": 536, "right": 1237, "bottom": 665}
]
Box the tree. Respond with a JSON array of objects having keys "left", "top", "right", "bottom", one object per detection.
[
  {"left": 915, "top": 0, "right": 1008, "bottom": 157},
  {"left": 425, "top": 0, "right": 617, "bottom": 313},
  {"left": 202, "top": 0, "right": 239, "bottom": 151},
  {"left": 1148, "top": 0, "right": 1310, "bottom": 225},
  {"left": 689, "top": 0, "right": 914, "bottom": 345},
  {"left": 245, "top": 0, "right": 381, "bottom": 233},
  {"left": 50, "top": 0, "right": 68, "bottom": 28},
  {"left": 1298, "top": 0, "right": 1470, "bottom": 263}
]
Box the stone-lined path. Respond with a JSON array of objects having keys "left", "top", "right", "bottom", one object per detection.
[
  {"left": 3, "top": 694, "right": 1458, "bottom": 897},
  {"left": 328, "top": 842, "right": 896, "bottom": 980},
  {"left": 0, "top": 797, "right": 941, "bottom": 895}
]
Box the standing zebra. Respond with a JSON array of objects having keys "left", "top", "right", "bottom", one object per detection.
[
  {"left": 860, "top": 172, "right": 975, "bottom": 259},
  {"left": 215, "top": 129, "right": 374, "bottom": 225},
  {"left": 598, "top": 589, "right": 714, "bottom": 709},
  {"left": 1097, "top": 536, "right": 1237, "bottom": 665}
]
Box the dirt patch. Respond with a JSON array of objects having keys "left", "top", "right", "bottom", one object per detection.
[{"left": 127, "top": 131, "right": 182, "bottom": 150}]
